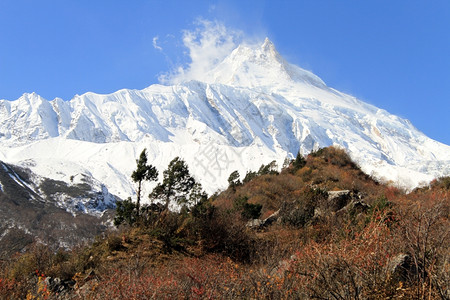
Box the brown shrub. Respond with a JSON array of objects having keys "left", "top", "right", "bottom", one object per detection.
[{"left": 393, "top": 190, "right": 450, "bottom": 299}]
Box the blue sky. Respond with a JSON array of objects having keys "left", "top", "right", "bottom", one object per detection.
[{"left": 0, "top": 1, "right": 449, "bottom": 145}]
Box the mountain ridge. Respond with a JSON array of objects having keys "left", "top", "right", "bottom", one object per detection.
[{"left": 0, "top": 38, "right": 449, "bottom": 199}]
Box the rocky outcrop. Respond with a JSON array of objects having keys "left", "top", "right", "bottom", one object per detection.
[
  {"left": 247, "top": 209, "right": 280, "bottom": 229},
  {"left": 248, "top": 190, "right": 370, "bottom": 230},
  {"left": 388, "top": 254, "right": 421, "bottom": 282},
  {"left": 44, "top": 277, "right": 75, "bottom": 294}
]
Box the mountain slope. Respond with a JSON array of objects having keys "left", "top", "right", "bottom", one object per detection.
[
  {"left": 0, "top": 39, "right": 449, "bottom": 199},
  {"left": 0, "top": 161, "right": 115, "bottom": 257}
]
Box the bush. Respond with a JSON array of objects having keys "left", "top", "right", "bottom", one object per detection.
[
  {"left": 153, "top": 212, "right": 186, "bottom": 254},
  {"left": 431, "top": 176, "right": 450, "bottom": 190},
  {"left": 192, "top": 206, "right": 255, "bottom": 262},
  {"left": 107, "top": 235, "right": 124, "bottom": 252},
  {"left": 241, "top": 203, "right": 262, "bottom": 220},
  {"left": 233, "top": 196, "right": 262, "bottom": 220}
]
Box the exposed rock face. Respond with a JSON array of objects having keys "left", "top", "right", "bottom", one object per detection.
[
  {"left": 248, "top": 190, "right": 370, "bottom": 230},
  {"left": 327, "top": 190, "right": 352, "bottom": 211},
  {"left": 246, "top": 209, "right": 280, "bottom": 229},
  {"left": 44, "top": 277, "right": 75, "bottom": 294},
  {"left": 0, "top": 161, "right": 116, "bottom": 257},
  {"left": 388, "top": 254, "right": 421, "bottom": 282}
]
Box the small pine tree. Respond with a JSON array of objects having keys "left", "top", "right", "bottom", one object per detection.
[
  {"left": 258, "top": 160, "right": 279, "bottom": 175},
  {"left": 227, "top": 170, "right": 241, "bottom": 189},
  {"left": 131, "top": 149, "right": 158, "bottom": 217},
  {"left": 243, "top": 170, "right": 257, "bottom": 184},
  {"left": 292, "top": 151, "right": 306, "bottom": 171},
  {"left": 149, "top": 157, "right": 201, "bottom": 211}
]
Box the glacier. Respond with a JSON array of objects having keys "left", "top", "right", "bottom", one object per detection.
[{"left": 0, "top": 38, "right": 449, "bottom": 205}]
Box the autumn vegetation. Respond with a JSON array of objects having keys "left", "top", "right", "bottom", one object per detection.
[{"left": 1, "top": 146, "right": 448, "bottom": 299}]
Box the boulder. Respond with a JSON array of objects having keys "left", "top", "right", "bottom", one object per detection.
[
  {"left": 246, "top": 209, "right": 281, "bottom": 229},
  {"left": 44, "top": 276, "right": 75, "bottom": 294},
  {"left": 327, "top": 190, "right": 352, "bottom": 211},
  {"left": 246, "top": 219, "right": 264, "bottom": 228},
  {"left": 263, "top": 209, "right": 280, "bottom": 226},
  {"left": 388, "top": 253, "right": 420, "bottom": 282}
]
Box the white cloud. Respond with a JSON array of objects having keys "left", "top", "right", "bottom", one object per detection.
[
  {"left": 159, "top": 19, "right": 244, "bottom": 84},
  {"left": 152, "top": 36, "right": 163, "bottom": 51}
]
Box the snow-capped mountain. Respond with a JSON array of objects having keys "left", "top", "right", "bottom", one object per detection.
[{"left": 1, "top": 38, "right": 449, "bottom": 207}]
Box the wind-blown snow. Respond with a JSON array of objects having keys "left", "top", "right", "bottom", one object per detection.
[{"left": 1, "top": 38, "right": 449, "bottom": 204}]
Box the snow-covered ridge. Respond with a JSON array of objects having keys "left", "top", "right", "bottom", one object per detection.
[{"left": 0, "top": 38, "right": 449, "bottom": 198}]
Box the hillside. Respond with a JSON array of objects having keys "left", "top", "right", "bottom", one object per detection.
[
  {"left": 0, "top": 161, "right": 115, "bottom": 258},
  {"left": 1, "top": 147, "right": 448, "bottom": 299}
]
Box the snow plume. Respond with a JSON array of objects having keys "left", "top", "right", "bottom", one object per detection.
[{"left": 159, "top": 19, "right": 244, "bottom": 84}]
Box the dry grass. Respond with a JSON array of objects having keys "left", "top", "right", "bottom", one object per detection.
[{"left": 1, "top": 146, "right": 449, "bottom": 299}]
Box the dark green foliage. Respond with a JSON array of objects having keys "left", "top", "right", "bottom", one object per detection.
[
  {"left": 292, "top": 151, "right": 306, "bottom": 171},
  {"left": 132, "top": 149, "right": 158, "bottom": 215},
  {"left": 233, "top": 195, "right": 250, "bottom": 211},
  {"left": 258, "top": 160, "right": 279, "bottom": 176},
  {"left": 150, "top": 212, "right": 186, "bottom": 253},
  {"left": 114, "top": 197, "right": 137, "bottom": 226},
  {"left": 371, "top": 195, "right": 391, "bottom": 213},
  {"left": 310, "top": 147, "right": 326, "bottom": 157},
  {"left": 243, "top": 170, "right": 257, "bottom": 184},
  {"left": 242, "top": 203, "right": 262, "bottom": 220},
  {"left": 188, "top": 182, "right": 208, "bottom": 207},
  {"left": 131, "top": 149, "right": 158, "bottom": 183},
  {"left": 190, "top": 197, "right": 213, "bottom": 218},
  {"left": 149, "top": 157, "right": 200, "bottom": 210},
  {"left": 233, "top": 196, "right": 262, "bottom": 220},
  {"left": 241, "top": 161, "right": 278, "bottom": 184},
  {"left": 228, "top": 170, "right": 241, "bottom": 189},
  {"left": 366, "top": 195, "right": 395, "bottom": 224}
]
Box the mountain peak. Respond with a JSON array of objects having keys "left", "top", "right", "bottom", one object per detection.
[
  {"left": 205, "top": 38, "right": 325, "bottom": 89},
  {"left": 261, "top": 37, "right": 276, "bottom": 53}
]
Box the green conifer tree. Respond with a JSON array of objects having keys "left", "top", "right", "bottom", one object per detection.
[
  {"left": 227, "top": 170, "right": 241, "bottom": 189},
  {"left": 131, "top": 149, "right": 158, "bottom": 216},
  {"left": 149, "top": 157, "right": 198, "bottom": 211}
]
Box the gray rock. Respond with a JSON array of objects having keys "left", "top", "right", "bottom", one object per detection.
[
  {"left": 263, "top": 209, "right": 280, "bottom": 225},
  {"left": 246, "top": 219, "right": 264, "bottom": 228},
  {"left": 327, "top": 190, "right": 352, "bottom": 211},
  {"left": 388, "top": 253, "right": 420, "bottom": 282},
  {"left": 247, "top": 209, "right": 282, "bottom": 229}
]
